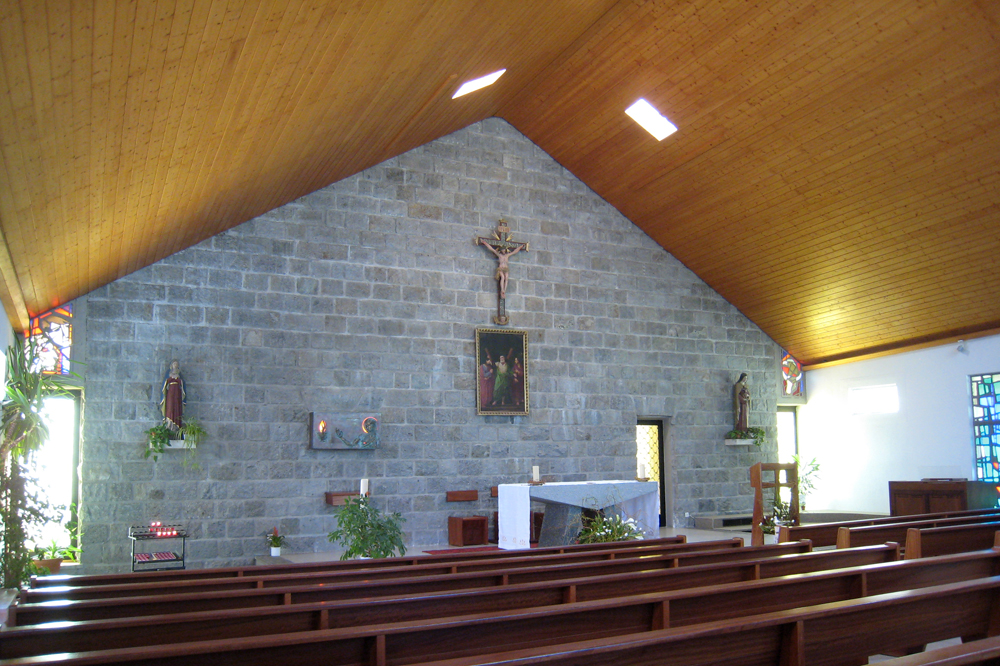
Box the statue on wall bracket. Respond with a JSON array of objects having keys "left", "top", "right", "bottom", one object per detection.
[{"left": 476, "top": 219, "right": 529, "bottom": 325}]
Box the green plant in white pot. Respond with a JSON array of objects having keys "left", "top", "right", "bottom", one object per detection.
[{"left": 327, "top": 496, "right": 406, "bottom": 560}]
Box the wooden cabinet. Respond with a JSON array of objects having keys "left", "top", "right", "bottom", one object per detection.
[
  {"left": 888, "top": 480, "right": 997, "bottom": 516},
  {"left": 448, "top": 516, "right": 488, "bottom": 547}
]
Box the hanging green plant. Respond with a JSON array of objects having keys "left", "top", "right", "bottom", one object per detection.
[
  {"left": 144, "top": 419, "right": 206, "bottom": 469},
  {"left": 725, "top": 426, "right": 766, "bottom": 447}
]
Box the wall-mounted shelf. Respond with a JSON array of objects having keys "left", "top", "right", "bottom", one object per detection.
[{"left": 325, "top": 491, "right": 369, "bottom": 506}]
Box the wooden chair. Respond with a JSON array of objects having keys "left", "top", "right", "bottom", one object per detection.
[{"left": 750, "top": 462, "right": 800, "bottom": 546}]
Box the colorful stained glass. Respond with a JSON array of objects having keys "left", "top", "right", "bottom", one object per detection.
[
  {"left": 28, "top": 304, "right": 73, "bottom": 375},
  {"left": 780, "top": 350, "right": 805, "bottom": 399},
  {"left": 972, "top": 373, "right": 1000, "bottom": 493}
]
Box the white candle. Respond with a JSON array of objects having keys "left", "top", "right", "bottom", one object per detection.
[
  {"left": 638, "top": 464, "right": 646, "bottom": 479},
  {"left": 360, "top": 478, "right": 369, "bottom": 495},
  {"left": 532, "top": 466, "right": 540, "bottom": 482}
]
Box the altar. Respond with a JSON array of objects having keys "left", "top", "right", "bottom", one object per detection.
[{"left": 497, "top": 480, "right": 659, "bottom": 549}]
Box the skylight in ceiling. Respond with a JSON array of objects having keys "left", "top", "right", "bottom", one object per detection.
[
  {"left": 625, "top": 99, "right": 677, "bottom": 140},
  {"left": 452, "top": 69, "right": 506, "bottom": 98}
]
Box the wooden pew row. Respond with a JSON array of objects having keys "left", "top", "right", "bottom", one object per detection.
[
  {"left": 0, "top": 543, "right": 957, "bottom": 660},
  {"left": 778, "top": 507, "right": 1000, "bottom": 547},
  {"left": 6, "top": 541, "right": 827, "bottom": 626},
  {"left": 838, "top": 516, "right": 1000, "bottom": 549},
  {"left": 19, "top": 538, "right": 747, "bottom": 604},
  {"left": 407, "top": 577, "right": 1000, "bottom": 666},
  {"left": 1, "top": 570, "right": 997, "bottom": 666},
  {"left": 878, "top": 635, "right": 1000, "bottom": 666},
  {"left": 30, "top": 535, "right": 690, "bottom": 589},
  {"left": 904, "top": 524, "right": 1000, "bottom": 559}
]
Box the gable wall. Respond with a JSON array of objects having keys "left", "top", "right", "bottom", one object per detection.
[{"left": 79, "top": 118, "right": 779, "bottom": 571}]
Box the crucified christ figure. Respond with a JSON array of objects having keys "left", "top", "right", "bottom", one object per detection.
[{"left": 481, "top": 241, "right": 524, "bottom": 300}]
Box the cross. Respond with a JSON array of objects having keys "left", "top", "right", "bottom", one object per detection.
[{"left": 476, "top": 219, "right": 529, "bottom": 325}]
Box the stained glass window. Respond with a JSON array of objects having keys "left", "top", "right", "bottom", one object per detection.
[
  {"left": 972, "top": 372, "right": 1000, "bottom": 487},
  {"left": 780, "top": 349, "right": 805, "bottom": 401},
  {"left": 28, "top": 304, "right": 73, "bottom": 375}
]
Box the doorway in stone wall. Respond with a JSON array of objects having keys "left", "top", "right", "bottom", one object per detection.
[{"left": 636, "top": 419, "right": 670, "bottom": 527}]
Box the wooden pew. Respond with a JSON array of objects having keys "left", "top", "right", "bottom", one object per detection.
[
  {"left": 837, "top": 514, "right": 1000, "bottom": 549},
  {"left": 7, "top": 541, "right": 819, "bottom": 626},
  {"left": 785, "top": 509, "right": 1000, "bottom": 546},
  {"left": 904, "top": 523, "right": 1000, "bottom": 559},
  {"left": 29, "top": 535, "right": 689, "bottom": 589},
  {"left": 1, "top": 571, "right": 998, "bottom": 666},
  {"left": 779, "top": 508, "right": 1000, "bottom": 547},
  {"left": 0, "top": 543, "right": 945, "bottom": 660},
  {"left": 19, "top": 538, "right": 747, "bottom": 604},
  {"left": 876, "top": 635, "right": 1000, "bottom": 665}
]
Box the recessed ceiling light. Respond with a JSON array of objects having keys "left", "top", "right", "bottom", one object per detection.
[
  {"left": 452, "top": 69, "right": 506, "bottom": 99},
  {"left": 625, "top": 99, "right": 677, "bottom": 140}
]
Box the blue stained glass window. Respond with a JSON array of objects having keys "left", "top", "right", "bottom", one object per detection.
[{"left": 972, "top": 373, "right": 1000, "bottom": 497}]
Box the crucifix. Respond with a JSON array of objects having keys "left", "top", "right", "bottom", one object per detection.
[{"left": 476, "top": 219, "right": 529, "bottom": 325}]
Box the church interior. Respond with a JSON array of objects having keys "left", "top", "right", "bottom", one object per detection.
[{"left": 1, "top": 1, "right": 999, "bottom": 663}]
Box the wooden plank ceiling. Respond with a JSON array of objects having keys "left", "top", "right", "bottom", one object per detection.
[{"left": 0, "top": 0, "right": 997, "bottom": 367}]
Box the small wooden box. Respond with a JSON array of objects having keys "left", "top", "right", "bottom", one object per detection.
[
  {"left": 446, "top": 490, "right": 478, "bottom": 502},
  {"left": 448, "top": 516, "right": 488, "bottom": 547}
]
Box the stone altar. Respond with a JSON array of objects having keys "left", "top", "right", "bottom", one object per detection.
[{"left": 497, "top": 480, "right": 659, "bottom": 549}]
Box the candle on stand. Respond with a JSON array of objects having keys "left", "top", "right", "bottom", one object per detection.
[
  {"left": 638, "top": 464, "right": 646, "bottom": 479},
  {"left": 360, "top": 478, "right": 369, "bottom": 496},
  {"left": 532, "top": 466, "right": 540, "bottom": 483}
]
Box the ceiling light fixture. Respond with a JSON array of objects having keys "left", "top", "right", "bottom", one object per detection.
[
  {"left": 452, "top": 69, "right": 506, "bottom": 99},
  {"left": 625, "top": 98, "right": 677, "bottom": 140}
]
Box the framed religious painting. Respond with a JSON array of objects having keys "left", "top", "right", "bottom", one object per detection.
[{"left": 476, "top": 328, "right": 528, "bottom": 416}]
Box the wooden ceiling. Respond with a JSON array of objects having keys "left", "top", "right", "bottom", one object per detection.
[{"left": 1, "top": 0, "right": 997, "bottom": 367}]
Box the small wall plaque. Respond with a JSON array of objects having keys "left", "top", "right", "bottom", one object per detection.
[{"left": 309, "top": 412, "right": 380, "bottom": 450}]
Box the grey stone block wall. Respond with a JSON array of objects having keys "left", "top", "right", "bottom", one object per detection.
[{"left": 79, "top": 118, "right": 779, "bottom": 572}]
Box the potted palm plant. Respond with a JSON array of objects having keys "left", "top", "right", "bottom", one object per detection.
[
  {"left": 0, "top": 336, "right": 74, "bottom": 587},
  {"left": 327, "top": 496, "right": 406, "bottom": 560}
]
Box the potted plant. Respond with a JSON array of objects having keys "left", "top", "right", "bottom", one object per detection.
[
  {"left": 144, "top": 419, "right": 206, "bottom": 468},
  {"left": 327, "top": 496, "right": 406, "bottom": 560},
  {"left": 792, "top": 454, "right": 821, "bottom": 511},
  {"left": 31, "top": 539, "right": 81, "bottom": 575},
  {"left": 725, "top": 426, "right": 766, "bottom": 447},
  {"left": 264, "top": 527, "right": 287, "bottom": 556},
  {"left": 576, "top": 511, "right": 644, "bottom": 544},
  {"left": 0, "top": 336, "right": 73, "bottom": 588}
]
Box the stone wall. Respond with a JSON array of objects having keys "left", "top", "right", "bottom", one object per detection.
[{"left": 80, "top": 118, "right": 780, "bottom": 572}]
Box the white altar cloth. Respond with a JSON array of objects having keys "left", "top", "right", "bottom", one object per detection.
[{"left": 497, "top": 480, "right": 659, "bottom": 550}]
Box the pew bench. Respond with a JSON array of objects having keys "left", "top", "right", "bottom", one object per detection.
[
  {"left": 837, "top": 515, "right": 1000, "bottom": 550},
  {"left": 904, "top": 523, "right": 1000, "bottom": 559},
  {"left": 0, "top": 543, "right": 969, "bottom": 661},
  {"left": 7, "top": 541, "right": 814, "bottom": 626},
  {"left": 19, "top": 538, "right": 747, "bottom": 604},
  {"left": 2, "top": 572, "right": 999, "bottom": 666},
  {"left": 877, "top": 635, "right": 1000, "bottom": 666},
  {"left": 778, "top": 508, "right": 1000, "bottom": 547},
  {"left": 29, "top": 535, "right": 689, "bottom": 589}
]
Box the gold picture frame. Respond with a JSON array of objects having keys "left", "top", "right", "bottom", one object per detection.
[{"left": 475, "top": 328, "right": 528, "bottom": 416}]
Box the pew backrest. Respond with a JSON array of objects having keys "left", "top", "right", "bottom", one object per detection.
[
  {"left": 837, "top": 513, "right": 1000, "bottom": 549},
  {"left": 778, "top": 507, "right": 1000, "bottom": 547},
  {"left": 904, "top": 522, "right": 1000, "bottom": 559},
  {"left": 0, "top": 544, "right": 983, "bottom": 661},
  {"left": 4, "top": 570, "right": 1000, "bottom": 666},
  {"left": 30, "top": 535, "right": 691, "bottom": 588}
]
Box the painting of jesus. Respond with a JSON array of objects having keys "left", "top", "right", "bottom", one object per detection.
[{"left": 476, "top": 328, "right": 528, "bottom": 416}]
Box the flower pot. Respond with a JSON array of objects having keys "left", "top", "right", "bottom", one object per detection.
[
  {"left": 33, "top": 557, "right": 63, "bottom": 574},
  {"left": 270, "top": 547, "right": 281, "bottom": 557}
]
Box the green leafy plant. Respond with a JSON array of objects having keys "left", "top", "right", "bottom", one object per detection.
[
  {"left": 264, "top": 527, "right": 287, "bottom": 549},
  {"left": 725, "top": 426, "right": 766, "bottom": 447},
  {"left": 792, "top": 454, "right": 820, "bottom": 510},
  {"left": 34, "top": 539, "right": 81, "bottom": 562},
  {"left": 576, "top": 511, "right": 645, "bottom": 544},
  {"left": 144, "top": 419, "right": 206, "bottom": 469},
  {"left": 1, "top": 336, "right": 75, "bottom": 587},
  {"left": 327, "top": 496, "right": 406, "bottom": 560}
]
